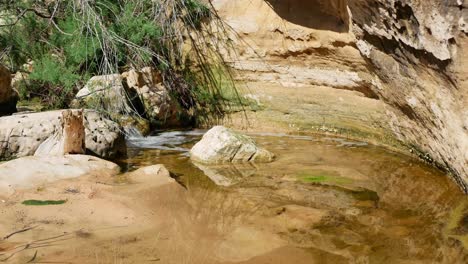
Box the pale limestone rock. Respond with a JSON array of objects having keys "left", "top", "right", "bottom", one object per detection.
[
  {"left": 0, "top": 110, "right": 124, "bottom": 159},
  {"left": 190, "top": 126, "right": 274, "bottom": 164},
  {"left": 83, "top": 110, "right": 125, "bottom": 158},
  {"left": 74, "top": 74, "right": 132, "bottom": 113},
  {"left": 349, "top": 0, "right": 468, "bottom": 191},
  {"left": 75, "top": 70, "right": 181, "bottom": 129},
  {"left": 0, "top": 155, "right": 120, "bottom": 195}
]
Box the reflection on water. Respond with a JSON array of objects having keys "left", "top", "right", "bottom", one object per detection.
[{"left": 115, "top": 130, "right": 468, "bottom": 263}]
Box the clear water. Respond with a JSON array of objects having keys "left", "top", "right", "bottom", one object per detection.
[{"left": 114, "top": 130, "right": 468, "bottom": 263}]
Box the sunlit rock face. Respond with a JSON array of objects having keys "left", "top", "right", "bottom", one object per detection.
[
  {"left": 348, "top": 0, "right": 468, "bottom": 191},
  {"left": 0, "top": 110, "right": 125, "bottom": 159},
  {"left": 190, "top": 126, "right": 274, "bottom": 164},
  {"left": 214, "top": 0, "right": 468, "bottom": 191}
]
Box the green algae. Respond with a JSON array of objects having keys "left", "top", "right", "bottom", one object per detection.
[
  {"left": 298, "top": 172, "right": 353, "bottom": 185},
  {"left": 22, "top": 200, "right": 67, "bottom": 206}
]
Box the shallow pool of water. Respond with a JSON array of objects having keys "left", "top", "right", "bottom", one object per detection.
[{"left": 115, "top": 130, "right": 468, "bottom": 263}]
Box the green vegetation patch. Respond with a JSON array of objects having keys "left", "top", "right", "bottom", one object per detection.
[
  {"left": 22, "top": 199, "right": 67, "bottom": 206},
  {"left": 1, "top": 0, "right": 238, "bottom": 122},
  {"left": 298, "top": 172, "right": 353, "bottom": 185}
]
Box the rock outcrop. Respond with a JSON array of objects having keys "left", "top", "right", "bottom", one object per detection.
[
  {"left": 74, "top": 69, "right": 181, "bottom": 130},
  {"left": 0, "top": 110, "right": 125, "bottom": 159},
  {"left": 122, "top": 67, "right": 180, "bottom": 126},
  {"left": 348, "top": 0, "right": 468, "bottom": 191},
  {"left": 0, "top": 65, "right": 18, "bottom": 116},
  {"left": 214, "top": 0, "right": 468, "bottom": 191},
  {"left": 74, "top": 74, "right": 135, "bottom": 114},
  {"left": 190, "top": 126, "right": 275, "bottom": 164}
]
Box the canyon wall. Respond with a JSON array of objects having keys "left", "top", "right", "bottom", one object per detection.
[
  {"left": 349, "top": 0, "right": 467, "bottom": 191},
  {"left": 213, "top": 0, "right": 468, "bottom": 191}
]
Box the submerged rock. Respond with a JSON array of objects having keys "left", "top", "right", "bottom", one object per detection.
[
  {"left": 0, "top": 109, "right": 125, "bottom": 159},
  {"left": 127, "top": 164, "right": 177, "bottom": 188},
  {"left": 0, "top": 155, "right": 120, "bottom": 196},
  {"left": 0, "top": 65, "right": 18, "bottom": 116},
  {"left": 190, "top": 126, "right": 275, "bottom": 164},
  {"left": 193, "top": 162, "right": 258, "bottom": 186}
]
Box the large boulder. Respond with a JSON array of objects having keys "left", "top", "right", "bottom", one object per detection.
[
  {"left": 0, "top": 155, "right": 120, "bottom": 196},
  {"left": 0, "top": 109, "right": 125, "bottom": 160},
  {"left": 0, "top": 65, "right": 18, "bottom": 116},
  {"left": 74, "top": 74, "right": 136, "bottom": 114},
  {"left": 190, "top": 126, "right": 275, "bottom": 164},
  {"left": 122, "top": 67, "right": 180, "bottom": 126}
]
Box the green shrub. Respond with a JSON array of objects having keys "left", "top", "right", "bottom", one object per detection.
[{"left": 0, "top": 0, "right": 237, "bottom": 119}]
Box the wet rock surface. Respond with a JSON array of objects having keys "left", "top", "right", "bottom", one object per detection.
[{"left": 0, "top": 131, "right": 465, "bottom": 263}]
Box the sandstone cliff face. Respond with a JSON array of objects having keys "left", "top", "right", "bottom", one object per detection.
[
  {"left": 348, "top": 0, "right": 467, "bottom": 191},
  {"left": 213, "top": 0, "right": 468, "bottom": 191}
]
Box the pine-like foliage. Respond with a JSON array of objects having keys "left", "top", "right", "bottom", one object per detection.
[{"left": 0, "top": 0, "right": 236, "bottom": 123}]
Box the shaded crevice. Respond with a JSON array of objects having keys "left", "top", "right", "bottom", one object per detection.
[
  {"left": 264, "top": 0, "right": 349, "bottom": 32},
  {"left": 361, "top": 31, "right": 451, "bottom": 71}
]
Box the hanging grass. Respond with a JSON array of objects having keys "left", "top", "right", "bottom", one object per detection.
[{"left": 0, "top": 0, "right": 239, "bottom": 124}]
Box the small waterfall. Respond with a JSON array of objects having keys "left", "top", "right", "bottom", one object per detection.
[
  {"left": 125, "top": 129, "right": 205, "bottom": 151},
  {"left": 123, "top": 125, "right": 144, "bottom": 139}
]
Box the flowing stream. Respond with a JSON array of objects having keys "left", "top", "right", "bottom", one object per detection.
[{"left": 113, "top": 130, "right": 468, "bottom": 263}]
